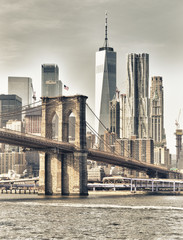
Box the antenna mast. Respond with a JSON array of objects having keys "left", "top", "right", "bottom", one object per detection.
[
  {"left": 105, "top": 11, "right": 108, "bottom": 48},
  {"left": 99, "top": 11, "right": 113, "bottom": 51}
]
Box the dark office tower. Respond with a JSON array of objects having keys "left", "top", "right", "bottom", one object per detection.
[
  {"left": 95, "top": 12, "right": 116, "bottom": 136},
  {"left": 25, "top": 106, "right": 42, "bottom": 136},
  {"left": 41, "top": 64, "right": 62, "bottom": 97},
  {"left": 120, "top": 94, "right": 127, "bottom": 139},
  {"left": 124, "top": 53, "right": 150, "bottom": 139},
  {"left": 8, "top": 77, "right": 33, "bottom": 107},
  {"left": 109, "top": 98, "right": 120, "bottom": 138},
  {"left": 0, "top": 94, "right": 22, "bottom": 128},
  {"left": 150, "top": 76, "right": 166, "bottom": 145}
]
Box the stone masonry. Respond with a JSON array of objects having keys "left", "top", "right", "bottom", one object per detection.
[{"left": 39, "top": 95, "right": 88, "bottom": 195}]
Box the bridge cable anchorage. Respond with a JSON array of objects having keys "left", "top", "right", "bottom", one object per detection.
[{"left": 85, "top": 103, "right": 133, "bottom": 157}]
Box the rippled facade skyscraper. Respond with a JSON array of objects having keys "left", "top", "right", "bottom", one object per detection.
[
  {"left": 95, "top": 13, "right": 116, "bottom": 136},
  {"left": 122, "top": 53, "right": 150, "bottom": 139}
]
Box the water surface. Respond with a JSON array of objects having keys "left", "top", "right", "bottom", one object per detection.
[{"left": 0, "top": 193, "right": 183, "bottom": 239}]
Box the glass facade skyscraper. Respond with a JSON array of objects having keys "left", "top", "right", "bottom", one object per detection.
[
  {"left": 95, "top": 13, "right": 116, "bottom": 136},
  {"left": 0, "top": 94, "right": 22, "bottom": 128},
  {"left": 109, "top": 98, "right": 120, "bottom": 138},
  {"left": 41, "top": 64, "right": 62, "bottom": 97}
]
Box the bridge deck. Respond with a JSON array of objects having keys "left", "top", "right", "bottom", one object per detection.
[
  {"left": 0, "top": 128, "right": 75, "bottom": 152},
  {"left": 0, "top": 128, "right": 181, "bottom": 178},
  {"left": 87, "top": 149, "right": 177, "bottom": 176}
]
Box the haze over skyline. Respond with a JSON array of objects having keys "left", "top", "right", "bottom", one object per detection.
[{"left": 0, "top": 0, "right": 183, "bottom": 154}]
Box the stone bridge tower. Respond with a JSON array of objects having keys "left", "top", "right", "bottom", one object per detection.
[{"left": 39, "top": 95, "right": 88, "bottom": 195}]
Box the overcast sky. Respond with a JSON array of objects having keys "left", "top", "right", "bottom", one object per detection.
[{"left": 0, "top": 0, "right": 183, "bottom": 154}]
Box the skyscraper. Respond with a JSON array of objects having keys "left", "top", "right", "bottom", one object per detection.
[
  {"left": 109, "top": 97, "right": 120, "bottom": 138},
  {"left": 25, "top": 106, "right": 42, "bottom": 136},
  {"left": 8, "top": 77, "right": 33, "bottom": 107},
  {"left": 41, "top": 64, "right": 62, "bottom": 97},
  {"left": 0, "top": 94, "right": 22, "bottom": 128},
  {"left": 150, "top": 76, "right": 166, "bottom": 145},
  {"left": 123, "top": 53, "right": 150, "bottom": 139},
  {"left": 120, "top": 94, "right": 127, "bottom": 138},
  {"left": 95, "top": 13, "right": 116, "bottom": 136}
]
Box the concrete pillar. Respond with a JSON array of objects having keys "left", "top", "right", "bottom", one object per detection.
[
  {"left": 38, "top": 152, "right": 46, "bottom": 195},
  {"left": 39, "top": 152, "right": 61, "bottom": 195},
  {"left": 62, "top": 153, "right": 73, "bottom": 195},
  {"left": 45, "top": 153, "right": 61, "bottom": 195},
  {"left": 75, "top": 151, "right": 88, "bottom": 195},
  {"left": 62, "top": 151, "right": 88, "bottom": 196}
]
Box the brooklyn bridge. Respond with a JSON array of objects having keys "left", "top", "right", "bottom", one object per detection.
[{"left": 0, "top": 95, "right": 181, "bottom": 196}]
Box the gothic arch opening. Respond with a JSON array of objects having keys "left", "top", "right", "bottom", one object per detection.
[
  {"left": 68, "top": 112, "right": 76, "bottom": 144},
  {"left": 52, "top": 113, "right": 59, "bottom": 140}
]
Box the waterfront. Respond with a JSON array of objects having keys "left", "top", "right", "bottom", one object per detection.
[{"left": 0, "top": 192, "right": 183, "bottom": 239}]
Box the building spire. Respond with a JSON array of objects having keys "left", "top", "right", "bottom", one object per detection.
[
  {"left": 99, "top": 11, "right": 113, "bottom": 51},
  {"left": 105, "top": 11, "right": 108, "bottom": 48}
]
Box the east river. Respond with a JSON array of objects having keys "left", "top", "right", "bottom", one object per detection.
[{"left": 0, "top": 192, "right": 183, "bottom": 240}]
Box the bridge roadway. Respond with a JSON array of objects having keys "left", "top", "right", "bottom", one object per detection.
[{"left": 0, "top": 128, "right": 180, "bottom": 178}]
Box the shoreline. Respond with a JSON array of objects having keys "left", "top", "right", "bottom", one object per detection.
[
  {"left": 88, "top": 190, "right": 183, "bottom": 196},
  {"left": 0, "top": 190, "right": 183, "bottom": 200}
]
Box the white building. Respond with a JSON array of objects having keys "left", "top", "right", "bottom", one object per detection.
[
  {"left": 8, "top": 77, "right": 33, "bottom": 107},
  {"left": 5, "top": 120, "right": 24, "bottom": 152},
  {"left": 6, "top": 119, "right": 23, "bottom": 132}
]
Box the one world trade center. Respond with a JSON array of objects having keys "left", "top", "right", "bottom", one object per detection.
[{"left": 95, "top": 12, "right": 116, "bottom": 136}]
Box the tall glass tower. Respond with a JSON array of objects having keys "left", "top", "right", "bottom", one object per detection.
[
  {"left": 41, "top": 64, "right": 62, "bottom": 97},
  {"left": 95, "top": 13, "right": 116, "bottom": 136}
]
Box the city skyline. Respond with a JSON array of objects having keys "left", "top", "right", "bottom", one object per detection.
[{"left": 0, "top": 0, "right": 183, "bottom": 154}]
